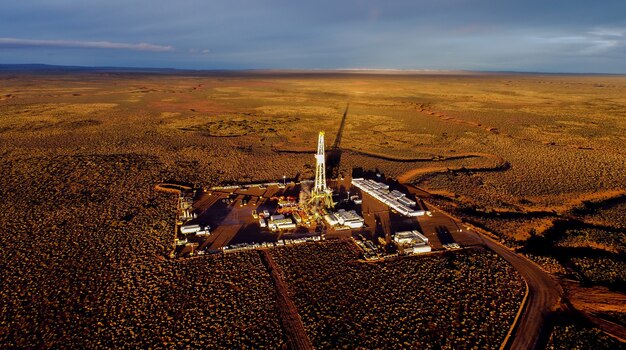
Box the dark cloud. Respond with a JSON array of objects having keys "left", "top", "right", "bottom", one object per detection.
[
  {"left": 0, "top": 0, "right": 624, "bottom": 72},
  {"left": 0, "top": 38, "right": 173, "bottom": 51}
]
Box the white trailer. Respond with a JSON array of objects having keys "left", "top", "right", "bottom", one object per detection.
[{"left": 180, "top": 224, "right": 201, "bottom": 234}]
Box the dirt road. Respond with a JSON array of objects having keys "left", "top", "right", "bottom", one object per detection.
[
  {"left": 259, "top": 250, "right": 313, "bottom": 350},
  {"left": 475, "top": 231, "right": 563, "bottom": 350},
  {"left": 405, "top": 183, "right": 564, "bottom": 350},
  {"left": 561, "top": 278, "right": 626, "bottom": 342}
]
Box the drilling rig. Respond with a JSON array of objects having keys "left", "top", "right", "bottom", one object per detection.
[{"left": 308, "top": 131, "right": 334, "bottom": 212}]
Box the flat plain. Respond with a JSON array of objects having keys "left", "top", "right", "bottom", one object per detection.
[{"left": 0, "top": 70, "right": 625, "bottom": 348}]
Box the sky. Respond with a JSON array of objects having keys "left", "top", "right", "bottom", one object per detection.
[{"left": 1, "top": 0, "right": 625, "bottom": 73}]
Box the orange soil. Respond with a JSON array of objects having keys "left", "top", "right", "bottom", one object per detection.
[{"left": 562, "top": 278, "right": 626, "bottom": 342}]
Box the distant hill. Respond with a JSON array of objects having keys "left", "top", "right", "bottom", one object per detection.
[{"left": 0, "top": 63, "right": 185, "bottom": 74}]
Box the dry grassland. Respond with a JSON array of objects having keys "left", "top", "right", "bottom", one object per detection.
[{"left": 1, "top": 71, "right": 624, "bottom": 347}]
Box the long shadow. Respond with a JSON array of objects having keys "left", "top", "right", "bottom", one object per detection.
[
  {"left": 435, "top": 225, "right": 456, "bottom": 245},
  {"left": 332, "top": 103, "right": 349, "bottom": 150},
  {"left": 525, "top": 219, "right": 626, "bottom": 249},
  {"left": 327, "top": 103, "right": 349, "bottom": 179},
  {"left": 195, "top": 199, "right": 232, "bottom": 228},
  {"left": 571, "top": 193, "right": 626, "bottom": 216}
]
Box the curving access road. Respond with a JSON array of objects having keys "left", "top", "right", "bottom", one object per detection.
[
  {"left": 473, "top": 229, "right": 563, "bottom": 350},
  {"left": 412, "top": 190, "right": 564, "bottom": 350}
]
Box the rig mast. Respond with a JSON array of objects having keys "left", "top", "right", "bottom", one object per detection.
[{"left": 309, "top": 131, "right": 334, "bottom": 210}]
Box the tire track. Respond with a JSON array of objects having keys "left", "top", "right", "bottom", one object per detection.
[{"left": 259, "top": 250, "right": 313, "bottom": 350}]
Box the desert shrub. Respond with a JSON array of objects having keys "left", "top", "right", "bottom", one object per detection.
[
  {"left": 269, "top": 241, "right": 524, "bottom": 349},
  {"left": 2, "top": 71, "right": 626, "bottom": 349},
  {"left": 555, "top": 228, "right": 626, "bottom": 254},
  {"left": 547, "top": 316, "right": 625, "bottom": 350},
  {"left": 0, "top": 153, "right": 283, "bottom": 349},
  {"left": 570, "top": 256, "right": 626, "bottom": 289},
  {"left": 522, "top": 254, "right": 567, "bottom": 275}
]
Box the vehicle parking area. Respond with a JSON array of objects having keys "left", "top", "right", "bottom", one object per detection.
[
  {"left": 187, "top": 183, "right": 320, "bottom": 251},
  {"left": 174, "top": 176, "right": 479, "bottom": 257}
]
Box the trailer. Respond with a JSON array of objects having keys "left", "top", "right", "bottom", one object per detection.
[{"left": 180, "top": 224, "right": 201, "bottom": 234}]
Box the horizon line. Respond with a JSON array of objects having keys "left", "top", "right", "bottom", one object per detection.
[{"left": 0, "top": 63, "right": 624, "bottom": 76}]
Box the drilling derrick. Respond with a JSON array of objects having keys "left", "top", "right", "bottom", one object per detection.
[
  {"left": 309, "top": 131, "right": 334, "bottom": 210},
  {"left": 314, "top": 132, "right": 327, "bottom": 194}
]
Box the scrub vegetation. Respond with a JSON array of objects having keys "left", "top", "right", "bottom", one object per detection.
[
  {"left": 0, "top": 71, "right": 624, "bottom": 347},
  {"left": 269, "top": 241, "right": 525, "bottom": 349}
]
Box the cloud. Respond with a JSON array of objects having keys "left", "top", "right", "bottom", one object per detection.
[
  {"left": 533, "top": 27, "right": 625, "bottom": 56},
  {"left": 588, "top": 27, "right": 625, "bottom": 37},
  {"left": 0, "top": 37, "right": 173, "bottom": 52},
  {"left": 1, "top": 1, "right": 625, "bottom": 72},
  {"left": 188, "top": 48, "right": 210, "bottom": 55}
]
